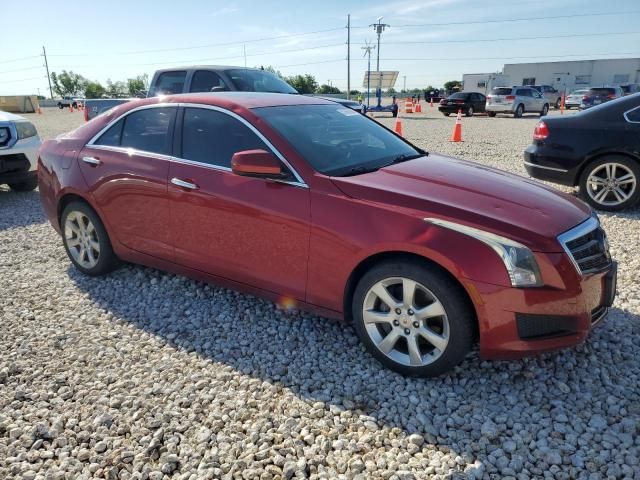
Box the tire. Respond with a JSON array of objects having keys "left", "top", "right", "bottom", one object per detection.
[
  {"left": 442, "top": 112, "right": 450, "bottom": 117},
  {"left": 487, "top": 112, "right": 496, "bottom": 117},
  {"left": 8, "top": 176, "right": 38, "bottom": 192},
  {"left": 72, "top": 102, "right": 78, "bottom": 109},
  {"left": 60, "top": 201, "right": 120, "bottom": 276},
  {"left": 540, "top": 104, "right": 549, "bottom": 117},
  {"left": 555, "top": 98, "right": 561, "bottom": 109},
  {"left": 578, "top": 156, "right": 640, "bottom": 211},
  {"left": 392, "top": 107, "right": 398, "bottom": 118},
  {"left": 58, "top": 103, "right": 64, "bottom": 109},
  {"left": 465, "top": 106, "right": 474, "bottom": 117},
  {"left": 352, "top": 260, "right": 475, "bottom": 377},
  {"left": 514, "top": 104, "right": 524, "bottom": 118}
]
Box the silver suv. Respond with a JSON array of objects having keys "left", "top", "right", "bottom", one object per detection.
[
  {"left": 486, "top": 86, "right": 549, "bottom": 118},
  {"left": 530, "top": 85, "right": 562, "bottom": 109}
]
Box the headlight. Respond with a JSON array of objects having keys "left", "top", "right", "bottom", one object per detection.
[
  {"left": 425, "top": 218, "right": 542, "bottom": 287},
  {"left": 0, "top": 126, "right": 10, "bottom": 147},
  {"left": 15, "top": 121, "right": 38, "bottom": 140}
]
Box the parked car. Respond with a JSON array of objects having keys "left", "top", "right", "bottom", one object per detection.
[
  {"left": 0, "top": 111, "right": 41, "bottom": 191},
  {"left": 424, "top": 89, "right": 444, "bottom": 103},
  {"left": 524, "top": 93, "right": 640, "bottom": 211},
  {"left": 579, "top": 87, "right": 624, "bottom": 110},
  {"left": 57, "top": 96, "right": 83, "bottom": 109},
  {"left": 620, "top": 84, "right": 640, "bottom": 96},
  {"left": 39, "top": 93, "right": 616, "bottom": 377},
  {"left": 438, "top": 92, "right": 486, "bottom": 117},
  {"left": 486, "top": 86, "right": 549, "bottom": 118},
  {"left": 85, "top": 66, "right": 364, "bottom": 121},
  {"left": 530, "top": 85, "right": 563, "bottom": 109},
  {"left": 564, "top": 88, "right": 590, "bottom": 109}
]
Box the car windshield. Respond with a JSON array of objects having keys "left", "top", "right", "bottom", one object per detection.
[
  {"left": 588, "top": 88, "right": 615, "bottom": 95},
  {"left": 225, "top": 69, "right": 297, "bottom": 94},
  {"left": 448, "top": 92, "right": 469, "bottom": 99},
  {"left": 254, "top": 104, "right": 423, "bottom": 176},
  {"left": 491, "top": 87, "right": 512, "bottom": 96}
]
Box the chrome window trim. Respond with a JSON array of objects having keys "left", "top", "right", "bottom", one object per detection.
[
  {"left": 557, "top": 216, "right": 600, "bottom": 275},
  {"left": 623, "top": 105, "right": 640, "bottom": 124},
  {"left": 523, "top": 161, "right": 568, "bottom": 173},
  {"left": 86, "top": 102, "right": 308, "bottom": 188}
]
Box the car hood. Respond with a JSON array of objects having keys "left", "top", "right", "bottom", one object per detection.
[
  {"left": 0, "top": 111, "right": 27, "bottom": 122},
  {"left": 330, "top": 154, "right": 591, "bottom": 252}
]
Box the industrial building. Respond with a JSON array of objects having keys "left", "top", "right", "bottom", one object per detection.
[{"left": 463, "top": 57, "right": 640, "bottom": 94}]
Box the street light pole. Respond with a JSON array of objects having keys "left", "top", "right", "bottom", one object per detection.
[{"left": 370, "top": 17, "right": 389, "bottom": 71}]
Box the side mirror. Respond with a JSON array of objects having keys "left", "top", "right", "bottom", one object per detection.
[{"left": 231, "top": 149, "right": 285, "bottom": 178}]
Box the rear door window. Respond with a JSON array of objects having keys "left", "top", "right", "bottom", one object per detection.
[
  {"left": 189, "top": 70, "right": 228, "bottom": 93},
  {"left": 95, "top": 119, "right": 124, "bottom": 146},
  {"left": 150, "top": 71, "right": 187, "bottom": 96},
  {"left": 516, "top": 89, "right": 531, "bottom": 97},
  {"left": 120, "top": 107, "right": 176, "bottom": 155}
]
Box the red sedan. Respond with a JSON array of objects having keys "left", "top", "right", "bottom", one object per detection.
[{"left": 38, "top": 93, "right": 617, "bottom": 376}]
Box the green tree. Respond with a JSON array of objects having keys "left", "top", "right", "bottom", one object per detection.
[
  {"left": 317, "top": 84, "right": 341, "bottom": 94},
  {"left": 50, "top": 70, "right": 88, "bottom": 97},
  {"left": 84, "top": 81, "right": 106, "bottom": 99},
  {"left": 127, "top": 74, "right": 149, "bottom": 97},
  {"left": 106, "top": 79, "right": 128, "bottom": 98},
  {"left": 349, "top": 89, "right": 361, "bottom": 96},
  {"left": 260, "top": 65, "right": 284, "bottom": 78},
  {"left": 387, "top": 87, "right": 396, "bottom": 95},
  {"left": 285, "top": 74, "right": 318, "bottom": 94},
  {"left": 444, "top": 80, "right": 462, "bottom": 92}
]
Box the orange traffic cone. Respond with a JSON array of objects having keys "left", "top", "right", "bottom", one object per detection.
[
  {"left": 36, "top": 105, "right": 42, "bottom": 115},
  {"left": 69, "top": 105, "right": 73, "bottom": 113},
  {"left": 450, "top": 109, "right": 463, "bottom": 142},
  {"left": 430, "top": 97, "right": 434, "bottom": 108},
  {"left": 415, "top": 101, "right": 422, "bottom": 113},
  {"left": 394, "top": 117, "right": 403, "bottom": 137}
]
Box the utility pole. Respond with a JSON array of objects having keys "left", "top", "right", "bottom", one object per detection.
[
  {"left": 42, "top": 46, "right": 53, "bottom": 99},
  {"left": 370, "top": 17, "right": 389, "bottom": 71},
  {"left": 243, "top": 44, "right": 247, "bottom": 67},
  {"left": 403, "top": 76, "right": 406, "bottom": 93},
  {"left": 347, "top": 14, "right": 351, "bottom": 100}
]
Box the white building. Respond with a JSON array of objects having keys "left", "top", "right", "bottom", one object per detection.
[
  {"left": 462, "top": 73, "right": 510, "bottom": 94},
  {"left": 502, "top": 58, "right": 640, "bottom": 92}
]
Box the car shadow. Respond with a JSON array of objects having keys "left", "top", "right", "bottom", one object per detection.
[
  {"left": 68, "top": 262, "right": 640, "bottom": 476},
  {"left": 0, "top": 188, "right": 47, "bottom": 231}
]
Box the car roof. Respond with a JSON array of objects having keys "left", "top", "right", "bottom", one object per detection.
[
  {"left": 0, "top": 111, "right": 27, "bottom": 122},
  {"left": 153, "top": 65, "right": 263, "bottom": 73}
]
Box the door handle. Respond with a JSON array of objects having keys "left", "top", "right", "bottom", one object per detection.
[
  {"left": 171, "top": 178, "right": 199, "bottom": 190},
  {"left": 82, "top": 156, "right": 101, "bottom": 166}
]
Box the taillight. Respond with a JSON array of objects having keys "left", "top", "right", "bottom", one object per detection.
[
  {"left": 582, "top": 95, "right": 589, "bottom": 101},
  {"left": 533, "top": 121, "right": 549, "bottom": 141},
  {"left": 607, "top": 93, "right": 616, "bottom": 99},
  {"left": 506, "top": 95, "right": 515, "bottom": 101},
  {"left": 487, "top": 95, "right": 492, "bottom": 99}
]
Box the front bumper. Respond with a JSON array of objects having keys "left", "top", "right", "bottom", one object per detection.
[{"left": 471, "top": 255, "right": 616, "bottom": 359}]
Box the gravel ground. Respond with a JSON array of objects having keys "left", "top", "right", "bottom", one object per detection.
[{"left": 1, "top": 106, "right": 639, "bottom": 480}]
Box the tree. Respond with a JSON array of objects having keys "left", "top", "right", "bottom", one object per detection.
[
  {"left": 106, "top": 79, "right": 128, "bottom": 98},
  {"left": 317, "top": 84, "right": 341, "bottom": 94},
  {"left": 349, "top": 89, "right": 361, "bottom": 96},
  {"left": 284, "top": 74, "right": 318, "bottom": 94},
  {"left": 387, "top": 87, "right": 396, "bottom": 95},
  {"left": 444, "top": 80, "right": 462, "bottom": 92},
  {"left": 84, "top": 81, "right": 106, "bottom": 99},
  {"left": 260, "top": 65, "right": 284, "bottom": 78},
  {"left": 50, "top": 70, "right": 88, "bottom": 97},
  {"left": 127, "top": 74, "right": 149, "bottom": 97}
]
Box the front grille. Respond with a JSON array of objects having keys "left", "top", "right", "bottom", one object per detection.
[{"left": 559, "top": 218, "right": 611, "bottom": 275}]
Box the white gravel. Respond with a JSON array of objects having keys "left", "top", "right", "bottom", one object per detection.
[{"left": 1, "top": 107, "right": 639, "bottom": 479}]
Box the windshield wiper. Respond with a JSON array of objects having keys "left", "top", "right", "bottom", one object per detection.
[
  {"left": 343, "top": 165, "right": 383, "bottom": 176},
  {"left": 387, "top": 153, "right": 426, "bottom": 165}
]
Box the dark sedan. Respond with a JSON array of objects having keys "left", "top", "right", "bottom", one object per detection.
[
  {"left": 524, "top": 93, "right": 640, "bottom": 211},
  {"left": 439, "top": 92, "right": 486, "bottom": 117}
]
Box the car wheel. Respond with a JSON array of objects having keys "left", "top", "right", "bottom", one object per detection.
[
  {"left": 61, "top": 201, "right": 119, "bottom": 276},
  {"left": 540, "top": 104, "right": 549, "bottom": 117},
  {"left": 392, "top": 107, "right": 398, "bottom": 118},
  {"left": 466, "top": 106, "right": 474, "bottom": 117},
  {"left": 58, "top": 103, "right": 64, "bottom": 109},
  {"left": 487, "top": 112, "right": 496, "bottom": 117},
  {"left": 579, "top": 156, "right": 640, "bottom": 211},
  {"left": 8, "top": 176, "right": 38, "bottom": 192},
  {"left": 352, "top": 261, "right": 475, "bottom": 377},
  {"left": 442, "top": 112, "right": 450, "bottom": 117},
  {"left": 514, "top": 104, "right": 524, "bottom": 118},
  {"left": 555, "top": 98, "right": 561, "bottom": 109}
]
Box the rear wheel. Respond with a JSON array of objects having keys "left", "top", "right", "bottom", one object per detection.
[
  {"left": 487, "top": 112, "right": 496, "bottom": 117},
  {"left": 61, "top": 201, "right": 120, "bottom": 276},
  {"left": 466, "top": 106, "right": 474, "bottom": 117},
  {"left": 352, "top": 261, "right": 475, "bottom": 377},
  {"left": 540, "top": 104, "right": 549, "bottom": 117},
  {"left": 579, "top": 156, "right": 640, "bottom": 211},
  {"left": 514, "top": 104, "right": 524, "bottom": 118},
  {"left": 555, "top": 98, "right": 561, "bottom": 109},
  {"left": 442, "top": 112, "right": 450, "bottom": 117},
  {"left": 8, "top": 176, "right": 38, "bottom": 192}
]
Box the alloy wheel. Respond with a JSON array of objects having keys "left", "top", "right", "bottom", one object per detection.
[
  {"left": 64, "top": 211, "right": 101, "bottom": 269},
  {"left": 362, "top": 277, "right": 449, "bottom": 367},
  {"left": 586, "top": 163, "right": 637, "bottom": 207}
]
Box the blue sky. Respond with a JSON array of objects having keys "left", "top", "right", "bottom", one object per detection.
[{"left": 1, "top": 0, "right": 639, "bottom": 96}]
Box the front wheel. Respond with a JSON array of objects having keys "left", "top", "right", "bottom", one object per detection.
[
  {"left": 579, "top": 156, "right": 640, "bottom": 211},
  {"left": 57, "top": 103, "right": 64, "bottom": 109},
  {"left": 352, "top": 261, "right": 475, "bottom": 377},
  {"left": 61, "top": 201, "right": 120, "bottom": 276},
  {"left": 514, "top": 104, "right": 524, "bottom": 118},
  {"left": 487, "top": 111, "right": 496, "bottom": 117},
  {"left": 540, "top": 104, "right": 549, "bottom": 117},
  {"left": 465, "top": 106, "right": 474, "bottom": 117}
]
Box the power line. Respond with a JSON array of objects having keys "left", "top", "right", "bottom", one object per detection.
[
  {"left": 354, "top": 10, "right": 640, "bottom": 28},
  {"left": 354, "top": 51, "right": 640, "bottom": 62},
  {"left": 0, "top": 76, "right": 46, "bottom": 84},
  {"left": 0, "top": 65, "right": 43, "bottom": 76},
  {"left": 275, "top": 58, "right": 345, "bottom": 68},
  {"left": 0, "top": 55, "right": 41, "bottom": 65},
  {"left": 47, "top": 27, "right": 345, "bottom": 57},
  {"left": 369, "top": 31, "right": 640, "bottom": 45}
]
